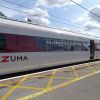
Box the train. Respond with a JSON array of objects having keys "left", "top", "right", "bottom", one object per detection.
[{"left": 0, "top": 17, "right": 100, "bottom": 76}]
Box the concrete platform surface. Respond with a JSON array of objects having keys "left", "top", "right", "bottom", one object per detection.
[
  {"left": 36, "top": 73, "right": 100, "bottom": 100},
  {"left": 0, "top": 61, "right": 100, "bottom": 100}
]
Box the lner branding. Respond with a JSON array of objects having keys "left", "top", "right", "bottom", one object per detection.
[{"left": 0, "top": 56, "right": 28, "bottom": 63}]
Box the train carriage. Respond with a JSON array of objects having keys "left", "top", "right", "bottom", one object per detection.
[{"left": 0, "top": 17, "right": 100, "bottom": 76}]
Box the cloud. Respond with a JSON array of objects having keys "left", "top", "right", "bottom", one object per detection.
[
  {"left": 23, "top": 8, "right": 49, "bottom": 18},
  {"left": 61, "top": 27, "right": 70, "bottom": 31},
  {"left": 0, "top": 0, "right": 37, "bottom": 17},
  {"left": 36, "top": 0, "right": 82, "bottom": 8},
  {"left": 84, "top": 21, "right": 100, "bottom": 31},
  {"left": 79, "top": 30, "right": 96, "bottom": 36},
  {"left": 0, "top": 0, "right": 50, "bottom": 26},
  {"left": 73, "top": 5, "right": 100, "bottom": 32},
  {"left": 84, "top": 5, "right": 100, "bottom": 31},
  {"left": 72, "top": 15, "right": 87, "bottom": 23},
  {"left": 23, "top": 8, "right": 50, "bottom": 26},
  {"left": 88, "top": 5, "right": 100, "bottom": 23}
]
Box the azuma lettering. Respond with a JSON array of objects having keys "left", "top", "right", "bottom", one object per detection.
[{"left": 0, "top": 56, "right": 28, "bottom": 63}]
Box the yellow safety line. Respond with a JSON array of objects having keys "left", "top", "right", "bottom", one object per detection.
[
  {"left": 16, "top": 86, "right": 45, "bottom": 91},
  {"left": 54, "top": 76, "right": 74, "bottom": 80},
  {"left": 90, "top": 65, "right": 97, "bottom": 72},
  {"left": 46, "top": 69, "right": 57, "bottom": 88},
  {"left": 1, "top": 76, "right": 28, "bottom": 100},
  {"left": 18, "top": 70, "right": 100, "bottom": 100},
  {"left": 0, "top": 83, "right": 11, "bottom": 87},
  {"left": 0, "top": 83, "right": 45, "bottom": 91},
  {"left": 85, "top": 63, "right": 97, "bottom": 72},
  {"left": 18, "top": 89, "right": 48, "bottom": 100},
  {"left": 0, "top": 61, "right": 99, "bottom": 100},
  {"left": 0, "top": 76, "right": 73, "bottom": 90},
  {"left": 71, "top": 66, "right": 79, "bottom": 78}
]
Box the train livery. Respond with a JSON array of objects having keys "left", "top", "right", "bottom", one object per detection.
[{"left": 0, "top": 17, "right": 100, "bottom": 76}]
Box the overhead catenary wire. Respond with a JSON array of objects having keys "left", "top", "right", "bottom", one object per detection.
[
  {"left": 3, "top": 0, "right": 100, "bottom": 27},
  {"left": 0, "top": 4, "right": 83, "bottom": 30},
  {"left": 2, "top": 0, "right": 82, "bottom": 27},
  {"left": 0, "top": 0, "right": 100, "bottom": 38},
  {"left": 2, "top": 0, "right": 100, "bottom": 37},
  {"left": 70, "top": 0, "right": 100, "bottom": 19},
  {"left": 0, "top": 4, "right": 100, "bottom": 38},
  {"left": 69, "top": 0, "right": 100, "bottom": 37}
]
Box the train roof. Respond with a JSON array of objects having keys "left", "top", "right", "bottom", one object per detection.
[{"left": 0, "top": 17, "right": 100, "bottom": 42}]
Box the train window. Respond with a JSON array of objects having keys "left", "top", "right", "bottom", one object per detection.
[
  {"left": 17, "top": 36, "right": 40, "bottom": 52},
  {"left": 0, "top": 35, "right": 6, "bottom": 52},
  {"left": 82, "top": 42, "right": 90, "bottom": 51},
  {"left": 6, "top": 34, "right": 17, "bottom": 52},
  {"left": 0, "top": 33, "right": 90, "bottom": 52}
]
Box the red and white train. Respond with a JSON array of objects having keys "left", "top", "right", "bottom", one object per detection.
[{"left": 0, "top": 17, "right": 100, "bottom": 76}]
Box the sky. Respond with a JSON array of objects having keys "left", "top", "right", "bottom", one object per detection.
[{"left": 0, "top": 0, "right": 100, "bottom": 36}]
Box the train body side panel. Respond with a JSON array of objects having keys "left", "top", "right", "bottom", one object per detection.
[
  {"left": 0, "top": 51, "right": 89, "bottom": 75},
  {"left": 0, "top": 18, "right": 97, "bottom": 76},
  {"left": 94, "top": 42, "right": 100, "bottom": 59}
]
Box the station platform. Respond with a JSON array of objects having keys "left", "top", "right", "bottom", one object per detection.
[{"left": 0, "top": 61, "right": 100, "bottom": 100}]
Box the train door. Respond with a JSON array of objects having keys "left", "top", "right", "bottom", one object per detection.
[
  {"left": 0, "top": 34, "right": 6, "bottom": 52},
  {"left": 90, "top": 40, "right": 95, "bottom": 59}
]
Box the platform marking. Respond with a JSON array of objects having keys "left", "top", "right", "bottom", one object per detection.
[
  {"left": 71, "top": 66, "right": 79, "bottom": 78},
  {"left": 0, "top": 83, "right": 45, "bottom": 91},
  {"left": 18, "top": 70, "right": 100, "bottom": 100},
  {"left": 1, "top": 76, "right": 28, "bottom": 100},
  {"left": 54, "top": 76, "right": 74, "bottom": 80},
  {"left": 46, "top": 69, "right": 58, "bottom": 88},
  {"left": 0, "top": 61, "right": 100, "bottom": 100},
  {"left": 0, "top": 61, "right": 99, "bottom": 82},
  {"left": 85, "top": 63, "right": 97, "bottom": 72},
  {"left": 18, "top": 63, "right": 100, "bottom": 100},
  {"left": 0, "top": 83, "right": 11, "bottom": 87}
]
